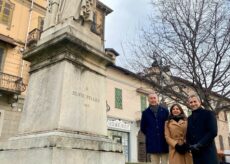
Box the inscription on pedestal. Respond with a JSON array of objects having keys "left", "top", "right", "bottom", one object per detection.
[{"left": 72, "top": 90, "right": 100, "bottom": 108}]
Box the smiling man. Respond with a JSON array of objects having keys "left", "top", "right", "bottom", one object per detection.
[
  {"left": 140, "top": 93, "right": 169, "bottom": 164},
  {"left": 186, "top": 95, "right": 219, "bottom": 164}
]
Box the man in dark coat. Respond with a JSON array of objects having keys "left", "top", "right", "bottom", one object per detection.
[
  {"left": 186, "top": 95, "right": 219, "bottom": 164},
  {"left": 141, "top": 93, "right": 169, "bottom": 164}
]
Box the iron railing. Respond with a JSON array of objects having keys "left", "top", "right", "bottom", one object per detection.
[
  {"left": 91, "top": 22, "right": 103, "bottom": 36},
  {"left": 219, "top": 152, "right": 230, "bottom": 164},
  {"left": 0, "top": 72, "right": 26, "bottom": 94},
  {"left": 27, "top": 28, "right": 41, "bottom": 47}
]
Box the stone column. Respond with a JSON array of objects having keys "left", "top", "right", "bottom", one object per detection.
[{"left": 0, "top": 1, "right": 125, "bottom": 163}]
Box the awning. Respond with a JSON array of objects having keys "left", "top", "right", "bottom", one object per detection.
[{"left": 0, "top": 34, "right": 17, "bottom": 46}]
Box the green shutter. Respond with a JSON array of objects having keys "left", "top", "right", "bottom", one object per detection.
[
  {"left": 140, "top": 95, "right": 147, "bottom": 111},
  {"left": 0, "top": 47, "right": 4, "bottom": 70},
  {"left": 115, "top": 88, "right": 122, "bottom": 109}
]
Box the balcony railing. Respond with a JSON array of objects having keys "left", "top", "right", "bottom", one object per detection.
[
  {"left": 218, "top": 150, "right": 230, "bottom": 164},
  {"left": 27, "top": 28, "right": 41, "bottom": 47},
  {"left": 0, "top": 72, "right": 26, "bottom": 94}
]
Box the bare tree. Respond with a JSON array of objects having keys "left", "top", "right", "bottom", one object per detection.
[{"left": 128, "top": 0, "right": 230, "bottom": 113}]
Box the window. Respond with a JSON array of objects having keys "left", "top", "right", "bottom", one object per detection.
[
  {"left": 224, "top": 111, "right": 228, "bottom": 121},
  {"left": 108, "top": 130, "right": 129, "bottom": 162},
  {"left": 219, "top": 135, "right": 224, "bottom": 150},
  {"left": 228, "top": 136, "right": 230, "bottom": 147},
  {"left": 115, "top": 88, "right": 122, "bottom": 109},
  {"left": 140, "top": 95, "right": 147, "bottom": 111},
  {"left": 0, "top": 110, "right": 4, "bottom": 136},
  {"left": 0, "top": 46, "right": 5, "bottom": 70},
  {"left": 38, "top": 16, "right": 44, "bottom": 31},
  {"left": 0, "top": 0, "right": 14, "bottom": 26}
]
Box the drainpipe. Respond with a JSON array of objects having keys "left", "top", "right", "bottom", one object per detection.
[
  {"left": 20, "top": 0, "right": 34, "bottom": 78},
  {"left": 24, "top": 0, "right": 34, "bottom": 50},
  {"left": 20, "top": 60, "right": 24, "bottom": 78}
]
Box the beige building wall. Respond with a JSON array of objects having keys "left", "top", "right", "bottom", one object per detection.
[
  {"left": 0, "top": 0, "right": 46, "bottom": 41},
  {"left": 0, "top": 96, "right": 21, "bottom": 141},
  {"left": 106, "top": 67, "right": 152, "bottom": 121},
  {"left": 216, "top": 111, "right": 230, "bottom": 151},
  {"left": 106, "top": 66, "right": 154, "bottom": 162},
  {"left": 0, "top": 0, "right": 46, "bottom": 140},
  {"left": 0, "top": 0, "right": 46, "bottom": 85}
]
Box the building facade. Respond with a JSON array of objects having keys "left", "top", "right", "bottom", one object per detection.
[
  {"left": 105, "top": 53, "right": 230, "bottom": 162},
  {"left": 0, "top": 1, "right": 229, "bottom": 163},
  {"left": 0, "top": 0, "right": 46, "bottom": 141},
  {"left": 105, "top": 64, "right": 153, "bottom": 162}
]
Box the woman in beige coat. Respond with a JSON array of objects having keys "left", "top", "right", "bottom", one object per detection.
[{"left": 165, "top": 104, "right": 192, "bottom": 164}]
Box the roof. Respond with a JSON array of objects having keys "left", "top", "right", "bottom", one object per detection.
[
  {"left": 107, "top": 64, "right": 153, "bottom": 85},
  {"left": 105, "top": 48, "right": 120, "bottom": 56},
  {"left": 108, "top": 64, "right": 230, "bottom": 102},
  {"left": 172, "top": 76, "right": 230, "bottom": 102},
  {"left": 97, "top": 1, "right": 113, "bottom": 15}
]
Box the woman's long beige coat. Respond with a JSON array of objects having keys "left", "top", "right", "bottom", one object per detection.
[{"left": 165, "top": 119, "right": 193, "bottom": 164}]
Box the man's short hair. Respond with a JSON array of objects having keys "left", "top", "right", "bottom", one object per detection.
[
  {"left": 148, "top": 93, "right": 158, "bottom": 98},
  {"left": 188, "top": 94, "right": 201, "bottom": 102}
]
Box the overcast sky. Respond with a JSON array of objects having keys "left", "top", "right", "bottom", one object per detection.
[{"left": 99, "top": 0, "right": 152, "bottom": 66}]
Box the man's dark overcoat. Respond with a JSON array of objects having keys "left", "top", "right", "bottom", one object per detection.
[
  {"left": 140, "top": 105, "right": 169, "bottom": 153},
  {"left": 186, "top": 108, "right": 219, "bottom": 164}
]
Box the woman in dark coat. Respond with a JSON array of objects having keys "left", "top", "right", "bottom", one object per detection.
[
  {"left": 165, "top": 104, "right": 192, "bottom": 164},
  {"left": 186, "top": 95, "right": 219, "bottom": 164}
]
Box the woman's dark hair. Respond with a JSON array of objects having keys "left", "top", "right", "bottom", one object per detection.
[{"left": 168, "top": 103, "right": 187, "bottom": 120}]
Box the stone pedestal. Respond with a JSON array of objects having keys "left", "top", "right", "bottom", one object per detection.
[
  {"left": 0, "top": 131, "right": 123, "bottom": 164},
  {"left": 0, "top": 23, "right": 125, "bottom": 163}
]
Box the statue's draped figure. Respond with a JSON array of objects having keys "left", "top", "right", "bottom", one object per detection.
[{"left": 44, "top": 0, "right": 95, "bottom": 29}]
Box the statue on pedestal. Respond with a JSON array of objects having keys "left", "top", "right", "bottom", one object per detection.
[{"left": 44, "top": 0, "right": 96, "bottom": 29}]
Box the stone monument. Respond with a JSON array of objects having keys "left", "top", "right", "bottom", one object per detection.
[{"left": 0, "top": 0, "right": 125, "bottom": 163}]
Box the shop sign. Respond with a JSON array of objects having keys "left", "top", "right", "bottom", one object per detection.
[{"left": 107, "top": 119, "right": 131, "bottom": 131}]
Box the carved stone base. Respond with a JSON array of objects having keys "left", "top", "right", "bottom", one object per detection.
[{"left": 0, "top": 131, "right": 125, "bottom": 164}]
